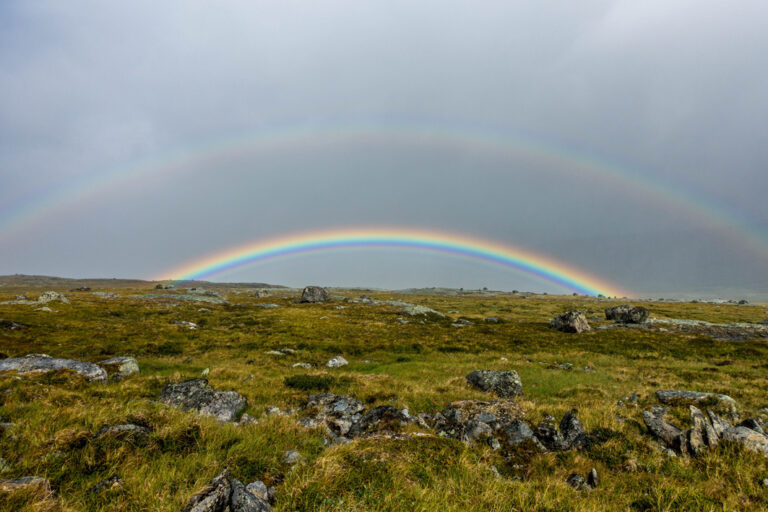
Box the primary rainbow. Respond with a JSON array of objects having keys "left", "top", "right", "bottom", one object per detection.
[{"left": 158, "top": 227, "right": 628, "bottom": 297}]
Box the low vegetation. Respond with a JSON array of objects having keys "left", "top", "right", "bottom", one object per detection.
[{"left": 1, "top": 285, "right": 767, "bottom": 511}]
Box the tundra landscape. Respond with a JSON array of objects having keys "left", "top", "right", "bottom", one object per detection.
[{"left": 2, "top": 278, "right": 768, "bottom": 511}]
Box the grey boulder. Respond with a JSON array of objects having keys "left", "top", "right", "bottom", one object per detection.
[
  {"left": 550, "top": 311, "right": 591, "bottom": 333},
  {"left": 656, "top": 389, "right": 737, "bottom": 411},
  {"left": 180, "top": 469, "right": 270, "bottom": 512},
  {"left": 466, "top": 370, "right": 523, "bottom": 398},
  {"left": 160, "top": 379, "right": 247, "bottom": 422},
  {"left": 605, "top": 305, "right": 649, "bottom": 323},
  {"left": 0, "top": 354, "right": 107, "bottom": 382},
  {"left": 100, "top": 356, "right": 140, "bottom": 378},
  {"left": 300, "top": 286, "right": 329, "bottom": 303}
]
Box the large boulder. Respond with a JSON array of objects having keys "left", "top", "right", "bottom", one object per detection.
[
  {"left": 180, "top": 469, "right": 270, "bottom": 512},
  {"left": 37, "top": 291, "right": 70, "bottom": 305},
  {"left": 465, "top": 370, "right": 523, "bottom": 398},
  {"left": 0, "top": 354, "right": 107, "bottom": 382},
  {"left": 605, "top": 305, "right": 649, "bottom": 323},
  {"left": 550, "top": 311, "right": 591, "bottom": 333},
  {"left": 325, "top": 356, "right": 349, "bottom": 369},
  {"left": 159, "top": 379, "right": 247, "bottom": 422},
  {"left": 300, "top": 286, "right": 329, "bottom": 303}
]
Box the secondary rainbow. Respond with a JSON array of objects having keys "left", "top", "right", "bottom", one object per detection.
[{"left": 158, "top": 228, "right": 628, "bottom": 297}]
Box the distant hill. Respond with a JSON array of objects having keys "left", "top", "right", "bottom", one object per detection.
[{"left": 0, "top": 274, "right": 284, "bottom": 290}]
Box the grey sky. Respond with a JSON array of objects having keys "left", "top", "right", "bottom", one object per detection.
[{"left": 1, "top": 1, "right": 767, "bottom": 297}]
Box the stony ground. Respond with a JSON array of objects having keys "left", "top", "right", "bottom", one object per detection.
[{"left": 1, "top": 284, "right": 768, "bottom": 511}]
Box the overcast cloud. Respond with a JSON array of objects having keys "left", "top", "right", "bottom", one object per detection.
[{"left": 1, "top": 0, "right": 767, "bottom": 297}]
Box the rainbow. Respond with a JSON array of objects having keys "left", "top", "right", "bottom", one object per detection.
[
  {"left": 157, "top": 227, "right": 628, "bottom": 297},
  {"left": 1, "top": 122, "right": 767, "bottom": 267}
]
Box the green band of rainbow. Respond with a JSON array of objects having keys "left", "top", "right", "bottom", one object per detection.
[{"left": 160, "top": 228, "right": 627, "bottom": 297}]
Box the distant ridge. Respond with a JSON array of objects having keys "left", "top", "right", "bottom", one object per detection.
[{"left": 0, "top": 274, "right": 284, "bottom": 289}]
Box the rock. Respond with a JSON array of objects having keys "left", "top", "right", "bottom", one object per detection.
[
  {"left": 535, "top": 417, "right": 568, "bottom": 451},
  {"left": 245, "top": 481, "right": 269, "bottom": 501},
  {"left": 736, "top": 419, "right": 765, "bottom": 435},
  {"left": 0, "top": 476, "right": 51, "bottom": 493},
  {"left": 348, "top": 405, "right": 410, "bottom": 437},
  {"left": 256, "top": 304, "right": 280, "bottom": 309},
  {"left": 155, "top": 283, "right": 175, "bottom": 289},
  {"left": 761, "top": 478, "right": 768, "bottom": 487},
  {"left": 180, "top": 469, "right": 271, "bottom": 512},
  {"left": 587, "top": 468, "right": 599, "bottom": 488},
  {"left": 159, "top": 379, "right": 247, "bottom": 422},
  {"left": 100, "top": 356, "right": 140, "bottom": 378},
  {"left": 292, "top": 363, "right": 312, "bottom": 369},
  {"left": 283, "top": 450, "right": 302, "bottom": 465},
  {"left": 706, "top": 410, "right": 733, "bottom": 437},
  {"left": 656, "top": 390, "right": 737, "bottom": 411},
  {"left": 300, "top": 286, "right": 329, "bottom": 303},
  {"left": 34, "top": 307, "right": 55, "bottom": 312},
  {"left": 642, "top": 406, "right": 683, "bottom": 447},
  {"left": 0, "top": 320, "right": 24, "bottom": 330},
  {"left": 465, "top": 370, "right": 523, "bottom": 398},
  {"left": 484, "top": 317, "right": 500, "bottom": 323},
  {"left": 0, "top": 354, "right": 107, "bottom": 382},
  {"left": 87, "top": 475, "right": 124, "bottom": 494},
  {"left": 721, "top": 426, "right": 768, "bottom": 455},
  {"left": 689, "top": 406, "right": 718, "bottom": 450},
  {"left": 304, "top": 393, "right": 365, "bottom": 436},
  {"left": 71, "top": 286, "right": 91, "bottom": 292},
  {"left": 171, "top": 320, "right": 198, "bottom": 330},
  {"left": 401, "top": 305, "right": 446, "bottom": 318},
  {"left": 239, "top": 413, "right": 258, "bottom": 426},
  {"left": 501, "top": 419, "right": 538, "bottom": 446},
  {"left": 94, "top": 424, "right": 152, "bottom": 439},
  {"left": 201, "top": 368, "right": 210, "bottom": 377},
  {"left": 326, "top": 356, "right": 348, "bottom": 369},
  {"left": 605, "top": 305, "right": 649, "bottom": 323},
  {"left": 550, "top": 311, "right": 591, "bottom": 333},
  {"left": 560, "top": 409, "right": 589, "bottom": 449},
  {"left": 566, "top": 473, "right": 591, "bottom": 491},
  {"left": 37, "top": 291, "right": 69, "bottom": 304}
]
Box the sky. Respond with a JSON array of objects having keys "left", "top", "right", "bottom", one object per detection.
[{"left": 1, "top": 0, "right": 767, "bottom": 298}]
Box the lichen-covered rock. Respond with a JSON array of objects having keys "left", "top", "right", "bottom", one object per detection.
[
  {"left": 326, "top": 356, "right": 348, "bottom": 369},
  {"left": 37, "top": 291, "right": 70, "bottom": 304},
  {"left": 566, "top": 473, "right": 591, "bottom": 491},
  {"left": 465, "top": 370, "right": 523, "bottom": 398},
  {"left": 87, "top": 475, "right": 124, "bottom": 495},
  {"left": 605, "top": 305, "right": 649, "bottom": 323},
  {"left": 656, "top": 389, "right": 737, "bottom": 411},
  {"left": 347, "top": 405, "right": 410, "bottom": 437},
  {"left": 643, "top": 406, "right": 683, "bottom": 447},
  {"left": 535, "top": 416, "right": 569, "bottom": 451},
  {"left": 160, "top": 379, "right": 247, "bottom": 422},
  {"left": 0, "top": 476, "right": 51, "bottom": 493},
  {"left": 400, "top": 305, "right": 446, "bottom": 318},
  {"left": 94, "top": 423, "right": 152, "bottom": 439},
  {"left": 550, "top": 311, "right": 591, "bottom": 333},
  {"left": 721, "top": 426, "right": 768, "bottom": 455},
  {"left": 304, "top": 393, "right": 365, "bottom": 436},
  {"left": 0, "top": 354, "right": 107, "bottom": 382},
  {"left": 180, "top": 469, "right": 270, "bottom": 512},
  {"left": 100, "top": 356, "right": 140, "bottom": 378},
  {"left": 559, "top": 409, "right": 589, "bottom": 449},
  {"left": 300, "top": 286, "right": 329, "bottom": 303}
]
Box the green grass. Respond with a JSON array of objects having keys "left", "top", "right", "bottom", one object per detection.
[{"left": 1, "top": 288, "right": 768, "bottom": 511}]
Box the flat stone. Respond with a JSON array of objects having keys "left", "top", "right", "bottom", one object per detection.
[
  {"left": 159, "top": 379, "right": 247, "bottom": 422},
  {"left": 0, "top": 354, "right": 107, "bottom": 382},
  {"left": 400, "top": 305, "right": 446, "bottom": 318},
  {"left": 0, "top": 476, "right": 51, "bottom": 492},
  {"left": 656, "top": 390, "right": 737, "bottom": 410}
]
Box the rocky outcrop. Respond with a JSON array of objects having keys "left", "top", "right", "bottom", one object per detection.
[
  {"left": 347, "top": 406, "right": 411, "bottom": 437},
  {"left": 300, "top": 286, "right": 329, "bottom": 303},
  {"left": 643, "top": 405, "right": 768, "bottom": 456},
  {"left": 400, "top": 305, "right": 446, "bottom": 319},
  {"left": 605, "top": 305, "right": 649, "bottom": 323},
  {"left": 180, "top": 469, "right": 270, "bottom": 512},
  {"left": 0, "top": 354, "right": 107, "bottom": 382},
  {"left": 100, "top": 357, "right": 140, "bottom": 378},
  {"left": 303, "top": 393, "right": 365, "bottom": 437},
  {"left": 465, "top": 370, "right": 523, "bottom": 398},
  {"left": 550, "top": 311, "right": 591, "bottom": 333},
  {"left": 159, "top": 379, "right": 247, "bottom": 422}
]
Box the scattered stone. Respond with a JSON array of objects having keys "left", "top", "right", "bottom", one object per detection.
[
  {"left": 34, "top": 307, "right": 55, "bottom": 312},
  {"left": 326, "top": 356, "right": 349, "bottom": 369},
  {"left": 560, "top": 409, "right": 589, "bottom": 449},
  {"left": 484, "top": 317, "right": 500, "bottom": 323},
  {"left": 245, "top": 481, "right": 275, "bottom": 503},
  {"left": 256, "top": 304, "right": 280, "bottom": 309},
  {"left": 94, "top": 423, "right": 152, "bottom": 439},
  {"left": 587, "top": 468, "right": 599, "bottom": 488},
  {"left": 0, "top": 476, "right": 51, "bottom": 493},
  {"left": 761, "top": 478, "right": 768, "bottom": 487},
  {"left": 159, "top": 379, "right": 247, "bottom": 422},
  {"left": 71, "top": 286, "right": 91, "bottom": 292},
  {"left": 187, "top": 288, "right": 222, "bottom": 297},
  {"left": 550, "top": 311, "right": 591, "bottom": 333},
  {"left": 155, "top": 283, "right": 175, "bottom": 289},
  {"left": 283, "top": 450, "right": 302, "bottom": 465},
  {"left": 87, "top": 475, "right": 124, "bottom": 494},
  {"left": 0, "top": 320, "right": 25, "bottom": 330},
  {"left": 171, "top": 320, "right": 198, "bottom": 330},
  {"left": 0, "top": 354, "right": 107, "bottom": 382},
  {"left": 605, "top": 305, "right": 649, "bottom": 323},
  {"left": 656, "top": 389, "right": 737, "bottom": 411},
  {"left": 535, "top": 416, "right": 569, "bottom": 451},
  {"left": 465, "top": 370, "right": 523, "bottom": 398},
  {"left": 566, "top": 473, "right": 591, "bottom": 491},
  {"left": 239, "top": 413, "right": 258, "bottom": 426},
  {"left": 401, "top": 305, "right": 446, "bottom": 318},
  {"left": 721, "top": 426, "right": 768, "bottom": 455},
  {"left": 100, "top": 356, "right": 140, "bottom": 378},
  {"left": 180, "top": 469, "right": 270, "bottom": 512},
  {"left": 292, "top": 363, "right": 312, "bottom": 369},
  {"left": 300, "top": 286, "right": 329, "bottom": 303},
  {"left": 37, "top": 291, "right": 70, "bottom": 304},
  {"left": 348, "top": 405, "right": 410, "bottom": 437},
  {"left": 304, "top": 393, "right": 365, "bottom": 436},
  {"left": 201, "top": 368, "right": 210, "bottom": 377}
]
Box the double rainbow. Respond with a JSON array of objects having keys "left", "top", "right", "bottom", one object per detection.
[{"left": 158, "top": 227, "right": 627, "bottom": 297}]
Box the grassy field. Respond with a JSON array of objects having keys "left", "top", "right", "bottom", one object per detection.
[{"left": 1, "top": 286, "right": 767, "bottom": 511}]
